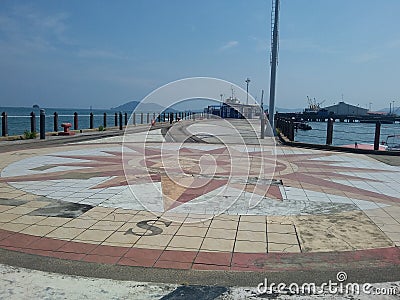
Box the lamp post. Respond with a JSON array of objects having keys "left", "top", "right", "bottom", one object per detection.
[{"left": 245, "top": 78, "right": 250, "bottom": 105}]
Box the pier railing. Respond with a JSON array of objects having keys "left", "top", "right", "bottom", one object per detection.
[
  {"left": 1, "top": 111, "right": 202, "bottom": 139},
  {"left": 276, "top": 116, "right": 390, "bottom": 151}
]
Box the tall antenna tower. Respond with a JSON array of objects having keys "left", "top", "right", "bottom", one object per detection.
[{"left": 268, "top": 0, "right": 280, "bottom": 131}]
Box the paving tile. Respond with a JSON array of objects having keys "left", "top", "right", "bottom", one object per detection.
[
  {"left": 57, "top": 252, "right": 86, "bottom": 260},
  {"left": 57, "top": 241, "right": 98, "bottom": 254},
  {"left": 120, "top": 247, "right": 163, "bottom": 266},
  {"left": 28, "top": 238, "right": 68, "bottom": 251},
  {"left": 0, "top": 233, "right": 40, "bottom": 248},
  {"left": 37, "top": 217, "right": 72, "bottom": 227},
  {"left": 90, "top": 220, "right": 125, "bottom": 231},
  {"left": 82, "top": 254, "right": 120, "bottom": 264},
  {"left": 63, "top": 218, "right": 98, "bottom": 229},
  {"left": 74, "top": 229, "right": 114, "bottom": 242},
  {"left": 167, "top": 236, "right": 203, "bottom": 250},
  {"left": 21, "top": 201, "right": 51, "bottom": 208},
  {"left": 175, "top": 226, "right": 208, "bottom": 237},
  {"left": 205, "top": 228, "right": 236, "bottom": 240},
  {"left": 10, "top": 215, "right": 47, "bottom": 225},
  {"left": 267, "top": 232, "right": 298, "bottom": 245},
  {"left": 5, "top": 206, "right": 38, "bottom": 215},
  {"left": 0, "top": 205, "right": 13, "bottom": 213},
  {"left": 267, "top": 223, "right": 296, "bottom": 234},
  {"left": 101, "top": 213, "right": 136, "bottom": 222},
  {"left": 192, "top": 263, "right": 229, "bottom": 271},
  {"left": 134, "top": 234, "right": 173, "bottom": 249},
  {"left": 21, "top": 225, "right": 58, "bottom": 237},
  {"left": 89, "top": 244, "right": 129, "bottom": 257},
  {"left": 237, "top": 221, "right": 265, "bottom": 232},
  {"left": 239, "top": 215, "right": 266, "bottom": 223},
  {"left": 45, "top": 227, "right": 86, "bottom": 240},
  {"left": 209, "top": 219, "right": 238, "bottom": 230},
  {"left": 0, "top": 222, "right": 30, "bottom": 232},
  {"left": 234, "top": 240, "right": 266, "bottom": 253},
  {"left": 236, "top": 230, "right": 266, "bottom": 242},
  {"left": 200, "top": 237, "right": 234, "bottom": 252},
  {"left": 157, "top": 250, "right": 197, "bottom": 263},
  {"left": 103, "top": 231, "right": 141, "bottom": 245},
  {"left": 0, "top": 213, "right": 21, "bottom": 222},
  {"left": 194, "top": 251, "right": 232, "bottom": 266},
  {"left": 154, "top": 260, "right": 192, "bottom": 269},
  {"left": 268, "top": 243, "right": 301, "bottom": 253}
]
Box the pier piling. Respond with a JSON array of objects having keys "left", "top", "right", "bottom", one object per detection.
[
  {"left": 1, "top": 112, "right": 8, "bottom": 137},
  {"left": 74, "top": 112, "right": 78, "bottom": 130},
  {"left": 103, "top": 113, "right": 107, "bottom": 128},
  {"left": 326, "top": 118, "right": 334, "bottom": 145},
  {"left": 39, "top": 109, "right": 45, "bottom": 140},
  {"left": 90, "top": 112, "right": 94, "bottom": 129},
  {"left": 30, "top": 112, "right": 36, "bottom": 133},
  {"left": 54, "top": 112, "right": 58, "bottom": 132},
  {"left": 374, "top": 121, "right": 381, "bottom": 151}
]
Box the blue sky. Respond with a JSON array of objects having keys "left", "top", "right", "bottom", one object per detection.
[{"left": 0, "top": 0, "right": 399, "bottom": 110}]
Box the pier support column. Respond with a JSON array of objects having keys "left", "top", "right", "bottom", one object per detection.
[
  {"left": 30, "top": 112, "right": 36, "bottom": 133},
  {"left": 326, "top": 118, "right": 334, "bottom": 145},
  {"left": 89, "top": 112, "right": 94, "bottom": 129},
  {"left": 124, "top": 113, "right": 128, "bottom": 126},
  {"left": 39, "top": 109, "right": 45, "bottom": 140},
  {"left": 133, "top": 113, "right": 136, "bottom": 125},
  {"left": 374, "top": 121, "right": 381, "bottom": 151},
  {"left": 2, "top": 112, "right": 8, "bottom": 137},
  {"left": 54, "top": 112, "right": 58, "bottom": 132},
  {"left": 119, "top": 112, "right": 123, "bottom": 130},
  {"left": 114, "top": 113, "right": 118, "bottom": 127},
  {"left": 74, "top": 112, "right": 79, "bottom": 130},
  {"left": 103, "top": 113, "right": 107, "bottom": 128}
]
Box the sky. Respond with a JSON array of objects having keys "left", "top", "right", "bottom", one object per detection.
[{"left": 0, "top": 0, "right": 399, "bottom": 110}]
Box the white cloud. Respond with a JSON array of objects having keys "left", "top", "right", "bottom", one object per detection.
[
  {"left": 219, "top": 40, "right": 239, "bottom": 51},
  {"left": 0, "top": 5, "right": 71, "bottom": 54}
]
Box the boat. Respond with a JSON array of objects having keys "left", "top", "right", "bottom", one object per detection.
[
  {"left": 295, "top": 122, "right": 312, "bottom": 130},
  {"left": 385, "top": 135, "right": 400, "bottom": 151}
]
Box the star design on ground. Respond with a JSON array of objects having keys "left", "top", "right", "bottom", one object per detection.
[{"left": 1, "top": 146, "right": 399, "bottom": 212}]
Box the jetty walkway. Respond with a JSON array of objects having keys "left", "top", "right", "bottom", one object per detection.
[{"left": 0, "top": 118, "right": 399, "bottom": 298}]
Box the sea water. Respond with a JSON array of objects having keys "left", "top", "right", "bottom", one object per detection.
[
  {"left": 295, "top": 121, "right": 400, "bottom": 146},
  {"left": 0, "top": 107, "right": 120, "bottom": 136}
]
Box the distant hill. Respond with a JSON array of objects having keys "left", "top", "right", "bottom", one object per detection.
[
  {"left": 111, "top": 101, "right": 177, "bottom": 113},
  {"left": 378, "top": 107, "right": 399, "bottom": 114}
]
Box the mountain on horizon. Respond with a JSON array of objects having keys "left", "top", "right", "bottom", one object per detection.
[{"left": 111, "top": 101, "right": 177, "bottom": 113}]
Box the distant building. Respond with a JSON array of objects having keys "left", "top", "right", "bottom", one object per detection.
[
  {"left": 205, "top": 96, "right": 261, "bottom": 119},
  {"left": 324, "top": 101, "right": 368, "bottom": 116}
]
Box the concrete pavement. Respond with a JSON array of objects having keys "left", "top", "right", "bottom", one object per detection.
[{"left": 0, "top": 118, "right": 399, "bottom": 298}]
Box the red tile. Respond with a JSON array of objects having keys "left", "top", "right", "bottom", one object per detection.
[
  {"left": 194, "top": 251, "right": 232, "bottom": 266},
  {"left": 82, "top": 254, "right": 120, "bottom": 264},
  {"left": 57, "top": 252, "right": 86, "bottom": 261},
  {"left": 0, "top": 229, "right": 14, "bottom": 241},
  {"left": 154, "top": 260, "right": 192, "bottom": 270},
  {"left": 22, "top": 248, "right": 62, "bottom": 258},
  {"left": 157, "top": 250, "right": 197, "bottom": 263},
  {"left": 28, "top": 238, "right": 68, "bottom": 251},
  {"left": 231, "top": 252, "right": 268, "bottom": 268},
  {"left": 192, "top": 263, "right": 230, "bottom": 271},
  {"left": 117, "top": 257, "right": 155, "bottom": 267},
  {"left": 57, "top": 241, "right": 98, "bottom": 254},
  {"left": 89, "top": 245, "right": 129, "bottom": 257},
  {"left": 123, "top": 247, "right": 162, "bottom": 261},
  {"left": 0, "top": 233, "right": 40, "bottom": 248}
]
